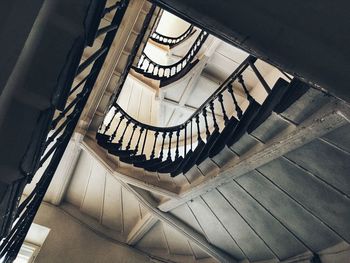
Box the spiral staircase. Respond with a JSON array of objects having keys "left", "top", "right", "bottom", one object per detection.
[{"left": 0, "top": 0, "right": 350, "bottom": 262}]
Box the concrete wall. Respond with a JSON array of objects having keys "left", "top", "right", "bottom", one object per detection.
[{"left": 33, "top": 203, "right": 151, "bottom": 263}]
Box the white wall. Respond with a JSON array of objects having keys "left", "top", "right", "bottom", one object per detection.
[{"left": 33, "top": 202, "right": 151, "bottom": 263}]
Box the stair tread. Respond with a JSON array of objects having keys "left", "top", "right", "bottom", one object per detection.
[
  {"left": 158, "top": 157, "right": 184, "bottom": 174},
  {"left": 120, "top": 154, "right": 146, "bottom": 164},
  {"left": 247, "top": 78, "right": 290, "bottom": 133},
  {"left": 133, "top": 157, "right": 163, "bottom": 168},
  {"left": 250, "top": 112, "right": 293, "bottom": 143},
  {"left": 96, "top": 133, "right": 110, "bottom": 142},
  {"left": 208, "top": 117, "right": 239, "bottom": 157},
  {"left": 108, "top": 148, "right": 136, "bottom": 157},
  {"left": 196, "top": 128, "right": 220, "bottom": 165},
  {"left": 274, "top": 79, "right": 310, "bottom": 114},
  {"left": 97, "top": 139, "right": 121, "bottom": 150},
  {"left": 229, "top": 133, "right": 261, "bottom": 157},
  {"left": 182, "top": 141, "right": 206, "bottom": 174},
  {"left": 280, "top": 87, "right": 331, "bottom": 124},
  {"left": 171, "top": 150, "right": 194, "bottom": 177},
  {"left": 145, "top": 159, "right": 172, "bottom": 172},
  {"left": 226, "top": 100, "right": 261, "bottom": 147}
]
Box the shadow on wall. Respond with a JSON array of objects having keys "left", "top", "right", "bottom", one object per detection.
[{"left": 33, "top": 202, "right": 150, "bottom": 263}]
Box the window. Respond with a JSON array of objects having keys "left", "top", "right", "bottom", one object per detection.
[
  {"left": 1, "top": 223, "right": 50, "bottom": 263},
  {"left": 13, "top": 242, "right": 39, "bottom": 263}
]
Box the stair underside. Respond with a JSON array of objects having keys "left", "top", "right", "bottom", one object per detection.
[{"left": 87, "top": 82, "right": 349, "bottom": 196}]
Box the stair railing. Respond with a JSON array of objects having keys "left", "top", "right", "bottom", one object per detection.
[
  {"left": 97, "top": 54, "right": 289, "bottom": 177},
  {"left": 132, "top": 30, "right": 208, "bottom": 84},
  {"left": 150, "top": 25, "right": 196, "bottom": 47},
  {"left": 0, "top": 1, "right": 129, "bottom": 261}
]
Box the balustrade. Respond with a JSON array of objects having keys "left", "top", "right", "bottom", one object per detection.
[
  {"left": 133, "top": 30, "right": 208, "bottom": 84},
  {"left": 0, "top": 1, "right": 129, "bottom": 261},
  {"left": 97, "top": 55, "right": 291, "bottom": 176},
  {"left": 150, "top": 25, "right": 195, "bottom": 47}
]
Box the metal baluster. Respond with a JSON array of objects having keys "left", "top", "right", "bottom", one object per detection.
[
  {"left": 118, "top": 119, "right": 131, "bottom": 145},
  {"left": 1, "top": 1, "right": 130, "bottom": 258},
  {"left": 103, "top": 108, "right": 119, "bottom": 134},
  {"left": 96, "top": 23, "right": 121, "bottom": 38},
  {"left": 277, "top": 67, "right": 292, "bottom": 81},
  {"left": 134, "top": 127, "right": 144, "bottom": 154},
  {"left": 126, "top": 124, "right": 137, "bottom": 150},
  {"left": 45, "top": 109, "right": 79, "bottom": 148},
  {"left": 76, "top": 46, "right": 108, "bottom": 76},
  {"left": 101, "top": 2, "right": 121, "bottom": 17},
  {"left": 228, "top": 83, "right": 243, "bottom": 119},
  {"left": 150, "top": 131, "right": 159, "bottom": 159},
  {"left": 175, "top": 129, "right": 180, "bottom": 159},
  {"left": 248, "top": 60, "right": 271, "bottom": 94},
  {"left": 209, "top": 101, "right": 219, "bottom": 130},
  {"left": 190, "top": 119, "right": 193, "bottom": 150},
  {"left": 238, "top": 75, "right": 254, "bottom": 103},
  {"left": 184, "top": 125, "right": 187, "bottom": 155},
  {"left": 141, "top": 129, "right": 148, "bottom": 155},
  {"left": 159, "top": 132, "right": 167, "bottom": 160},
  {"left": 202, "top": 107, "right": 210, "bottom": 140},
  {"left": 51, "top": 95, "right": 81, "bottom": 130},
  {"left": 195, "top": 115, "right": 203, "bottom": 143},
  {"left": 110, "top": 115, "right": 124, "bottom": 142},
  {"left": 218, "top": 93, "right": 229, "bottom": 125},
  {"left": 138, "top": 55, "right": 144, "bottom": 68},
  {"left": 69, "top": 68, "right": 98, "bottom": 96},
  {"left": 166, "top": 131, "right": 173, "bottom": 160}
]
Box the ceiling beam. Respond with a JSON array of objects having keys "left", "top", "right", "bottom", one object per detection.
[
  {"left": 160, "top": 97, "right": 223, "bottom": 119},
  {"left": 200, "top": 71, "right": 246, "bottom": 99},
  {"left": 120, "top": 182, "right": 237, "bottom": 263},
  {"left": 126, "top": 213, "right": 158, "bottom": 245},
  {"left": 158, "top": 99, "right": 350, "bottom": 212},
  {"left": 178, "top": 58, "right": 209, "bottom": 106},
  {"left": 175, "top": 37, "right": 220, "bottom": 107}
]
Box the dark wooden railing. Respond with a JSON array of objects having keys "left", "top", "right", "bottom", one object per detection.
[
  {"left": 133, "top": 30, "right": 208, "bottom": 85},
  {"left": 0, "top": 1, "right": 128, "bottom": 261},
  {"left": 150, "top": 25, "right": 196, "bottom": 47},
  {"left": 97, "top": 55, "right": 292, "bottom": 177}
]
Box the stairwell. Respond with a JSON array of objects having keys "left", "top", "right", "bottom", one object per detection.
[
  {"left": 2, "top": 0, "right": 350, "bottom": 262},
  {"left": 81, "top": 6, "right": 350, "bottom": 261}
]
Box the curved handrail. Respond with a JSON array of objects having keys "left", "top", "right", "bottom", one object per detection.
[
  {"left": 133, "top": 30, "right": 208, "bottom": 82},
  {"left": 115, "top": 55, "right": 256, "bottom": 132},
  {"left": 150, "top": 25, "right": 196, "bottom": 47},
  {"left": 97, "top": 54, "right": 288, "bottom": 176}
]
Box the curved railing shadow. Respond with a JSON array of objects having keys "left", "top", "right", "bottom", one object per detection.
[{"left": 97, "top": 55, "right": 292, "bottom": 177}]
